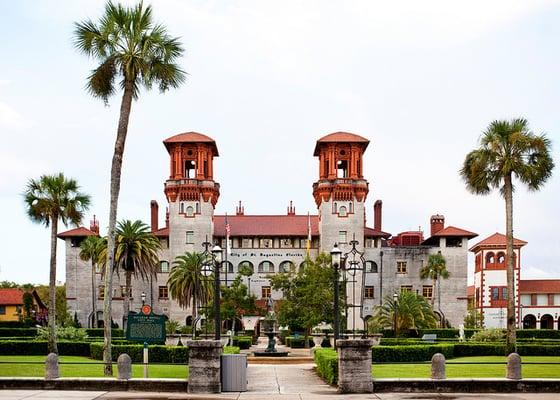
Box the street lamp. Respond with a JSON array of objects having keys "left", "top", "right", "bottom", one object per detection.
[
  {"left": 212, "top": 245, "right": 223, "bottom": 340},
  {"left": 141, "top": 292, "right": 146, "bottom": 306},
  {"left": 392, "top": 292, "right": 398, "bottom": 336},
  {"left": 331, "top": 243, "right": 342, "bottom": 347}
]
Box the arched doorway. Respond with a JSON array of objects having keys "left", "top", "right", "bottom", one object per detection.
[
  {"left": 541, "top": 314, "right": 554, "bottom": 329},
  {"left": 523, "top": 314, "right": 537, "bottom": 329}
]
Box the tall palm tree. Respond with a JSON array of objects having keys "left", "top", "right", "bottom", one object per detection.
[
  {"left": 23, "top": 173, "right": 90, "bottom": 353},
  {"left": 79, "top": 235, "right": 106, "bottom": 328},
  {"left": 113, "top": 220, "right": 160, "bottom": 330},
  {"left": 168, "top": 252, "right": 213, "bottom": 337},
  {"left": 460, "top": 118, "right": 554, "bottom": 354},
  {"left": 420, "top": 253, "right": 449, "bottom": 326},
  {"left": 73, "top": 1, "right": 185, "bottom": 375}
]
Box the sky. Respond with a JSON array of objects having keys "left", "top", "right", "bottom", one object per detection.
[{"left": 0, "top": 0, "right": 559, "bottom": 285}]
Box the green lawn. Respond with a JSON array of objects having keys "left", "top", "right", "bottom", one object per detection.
[
  {"left": 372, "top": 356, "right": 560, "bottom": 378},
  {"left": 0, "top": 356, "right": 188, "bottom": 378}
]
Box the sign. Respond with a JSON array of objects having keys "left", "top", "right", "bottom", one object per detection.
[
  {"left": 141, "top": 304, "right": 152, "bottom": 315},
  {"left": 126, "top": 312, "right": 166, "bottom": 344}
]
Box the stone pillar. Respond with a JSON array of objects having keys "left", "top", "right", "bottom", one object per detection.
[
  {"left": 117, "top": 353, "right": 132, "bottom": 380},
  {"left": 506, "top": 353, "right": 522, "bottom": 380},
  {"left": 187, "top": 340, "right": 223, "bottom": 393},
  {"left": 337, "top": 339, "right": 374, "bottom": 393},
  {"left": 431, "top": 353, "right": 446, "bottom": 380},
  {"left": 45, "top": 353, "right": 59, "bottom": 380}
]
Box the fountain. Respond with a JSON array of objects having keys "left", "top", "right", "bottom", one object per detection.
[{"left": 253, "top": 297, "right": 289, "bottom": 357}]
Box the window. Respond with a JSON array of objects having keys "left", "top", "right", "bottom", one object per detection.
[
  {"left": 486, "top": 252, "right": 495, "bottom": 264},
  {"left": 364, "top": 286, "right": 375, "bottom": 299},
  {"left": 261, "top": 286, "right": 271, "bottom": 299},
  {"left": 185, "top": 160, "right": 196, "bottom": 179},
  {"left": 120, "top": 286, "right": 132, "bottom": 298},
  {"left": 280, "top": 238, "right": 293, "bottom": 248},
  {"left": 179, "top": 202, "right": 185, "bottom": 214},
  {"left": 159, "top": 286, "right": 169, "bottom": 299},
  {"left": 366, "top": 261, "right": 378, "bottom": 273},
  {"left": 339, "top": 231, "right": 347, "bottom": 244},
  {"left": 242, "top": 238, "right": 253, "bottom": 248},
  {"left": 159, "top": 261, "right": 169, "bottom": 273},
  {"left": 497, "top": 253, "right": 506, "bottom": 264},
  {"left": 0, "top": 306, "right": 5, "bottom": 315},
  {"left": 185, "top": 206, "right": 194, "bottom": 216},
  {"left": 260, "top": 238, "right": 273, "bottom": 248},
  {"left": 299, "top": 261, "right": 308, "bottom": 272},
  {"left": 423, "top": 285, "right": 433, "bottom": 299},
  {"left": 258, "top": 261, "right": 275, "bottom": 273},
  {"left": 339, "top": 206, "right": 347, "bottom": 217},
  {"left": 531, "top": 294, "right": 537, "bottom": 306},
  {"left": 238, "top": 261, "right": 254, "bottom": 274},
  {"left": 300, "top": 239, "right": 307, "bottom": 248},
  {"left": 186, "top": 231, "right": 194, "bottom": 244},
  {"left": 349, "top": 202, "right": 353, "bottom": 214},
  {"left": 548, "top": 294, "right": 555, "bottom": 306},
  {"left": 501, "top": 287, "right": 507, "bottom": 300},
  {"left": 475, "top": 288, "right": 480, "bottom": 304},
  {"left": 161, "top": 238, "right": 169, "bottom": 249},
  {"left": 397, "top": 261, "right": 407, "bottom": 274},
  {"left": 279, "top": 261, "right": 295, "bottom": 273},
  {"left": 445, "top": 237, "right": 462, "bottom": 247},
  {"left": 98, "top": 286, "right": 105, "bottom": 299},
  {"left": 70, "top": 237, "right": 84, "bottom": 248},
  {"left": 222, "top": 261, "right": 234, "bottom": 273},
  {"left": 492, "top": 287, "right": 500, "bottom": 300},
  {"left": 400, "top": 285, "right": 413, "bottom": 293},
  {"left": 337, "top": 160, "right": 348, "bottom": 178}
]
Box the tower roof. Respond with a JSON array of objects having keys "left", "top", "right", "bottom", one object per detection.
[
  {"left": 469, "top": 232, "right": 527, "bottom": 252},
  {"left": 163, "top": 132, "right": 219, "bottom": 155},
  {"left": 313, "top": 131, "right": 369, "bottom": 156},
  {"left": 57, "top": 227, "right": 98, "bottom": 238}
]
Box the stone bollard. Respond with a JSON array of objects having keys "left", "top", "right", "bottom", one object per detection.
[
  {"left": 506, "top": 353, "right": 522, "bottom": 380},
  {"left": 337, "top": 338, "right": 375, "bottom": 393},
  {"left": 431, "top": 353, "right": 446, "bottom": 380},
  {"left": 45, "top": 353, "right": 59, "bottom": 380},
  {"left": 186, "top": 340, "right": 223, "bottom": 393},
  {"left": 117, "top": 353, "right": 132, "bottom": 380}
]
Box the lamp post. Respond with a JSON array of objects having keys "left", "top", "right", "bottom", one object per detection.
[
  {"left": 331, "top": 244, "right": 342, "bottom": 347},
  {"left": 392, "top": 292, "right": 398, "bottom": 337},
  {"left": 141, "top": 292, "right": 146, "bottom": 306},
  {"left": 201, "top": 243, "right": 223, "bottom": 340}
]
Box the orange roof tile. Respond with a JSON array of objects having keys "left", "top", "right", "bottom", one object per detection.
[
  {"left": 153, "top": 227, "right": 169, "bottom": 237},
  {"left": 214, "top": 215, "right": 320, "bottom": 237},
  {"left": 57, "top": 227, "right": 97, "bottom": 239},
  {"left": 364, "top": 227, "right": 391, "bottom": 238},
  {"left": 314, "top": 132, "right": 370, "bottom": 155},
  {"left": 519, "top": 280, "right": 560, "bottom": 294},
  {"left": 0, "top": 288, "right": 23, "bottom": 305},
  {"left": 431, "top": 226, "right": 478, "bottom": 238},
  {"left": 469, "top": 232, "right": 527, "bottom": 252},
  {"left": 163, "top": 132, "right": 219, "bottom": 155}
]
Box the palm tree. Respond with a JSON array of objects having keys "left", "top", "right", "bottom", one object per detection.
[
  {"left": 420, "top": 253, "right": 449, "bottom": 326},
  {"left": 113, "top": 220, "right": 160, "bottom": 330},
  {"left": 168, "top": 252, "right": 213, "bottom": 338},
  {"left": 460, "top": 118, "right": 554, "bottom": 354},
  {"left": 79, "top": 235, "right": 106, "bottom": 328},
  {"left": 23, "top": 173, "right": 90, "bottom": 353},
  {"left": 73, "top": 1, "right": 186, "bottom": 374},
  {"left": 371, "top": 291, "right": 438, "bottom": 336}
]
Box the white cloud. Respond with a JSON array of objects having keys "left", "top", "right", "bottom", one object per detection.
[{"left": 0, "top": 102, "right": 30, "bottom": 130}]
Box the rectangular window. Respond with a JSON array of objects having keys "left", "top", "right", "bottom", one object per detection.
[
  {"left": 492, "top": 287, "right": 500, "bottom": 300},
  {"left": 98, "top": 286, "right": 105, "bottom": 299},
  {"left": 475, "top": 288, "right": 480, "bottom": 304},
  {"left": 364, "top": 286, "right": 375, "bottom": 299},
  {"left": 548, "top": 294, "right": 555, "bottom": 306},
  {"left": 501, "top": 287, "right": 508, "bottom": 300},
  {"left": 261, "top": 286, "right": 271, "bottom": 299},
  {"left": 400, "top": 285, "right": 413, "bottom": 293},
  {"left": 120, "top": 286, "right": 132, "bottom": 298},
  {"left": 423, "top": 285, "right": 433, "bottom": 299},
  {"left": 260, "top": 238, "right": 273, "bottom": 248},
  {"left": 161, "top": 238, "right": 169, "bottom": 249},
  {"left": 186, "top": 231, "right": 194, "bottom": 244},
  {"left": 280, "top": 238, "right": 293, "bottom": 248},
  {"left": 397, "top": 261, "right": 407, "bottom": 274},
  {"left": 300, "top": 239, "right": 307, "bottom": 248},
  {"left": 242, "top": 238, "right": 253, "bottom": 248},
  {"left": 531, "top": 294, "right": 537, "bottom": 306},
  {"left": 339, "top": 231, "right": 347, "bottom": 244},
  {"left": 0, "top": 306, "right": 5, "bottom": 315},
  {"left": 159, "top": 286, "right": 169, "bottom": 299}
]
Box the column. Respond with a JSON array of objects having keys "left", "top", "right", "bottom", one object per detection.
[
  {"left": 337, "top": 338, "right": 374, "bottom": 393},
  {"left": 187, "top": 340, "right": 223, "bottom": 393}
]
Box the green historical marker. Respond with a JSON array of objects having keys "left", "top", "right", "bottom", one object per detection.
[{"left": 126, "top": 312, "right": 166, "bottom": 344}]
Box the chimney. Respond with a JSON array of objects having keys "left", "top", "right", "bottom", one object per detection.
[
  {"left": 287, "top": 200, "right": 295, "bottom": 216},
  {"left": 430, "top": 214, "right": 445, "bottom": 236},
  {"left": 90, "top": 215, "right": 99, "bottom": 235},
  {"left": 374, "top": 200, "right": 382, "bottom": 231},
  {"left": 236, "top": 201, "right": 244, "bottom": 216},
  {"left": 150, "top": 200, "right": 159, "bottom": 232},
  {"left": 165, "top": 207, "right": 170, "bottom": 228}
]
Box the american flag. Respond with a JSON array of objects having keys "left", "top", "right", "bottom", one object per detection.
[{"left": 225, "top": 213, "right": 231, "bottom": 255}]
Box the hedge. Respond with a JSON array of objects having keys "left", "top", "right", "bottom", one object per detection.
[
  {"left": 285, "top": 336, "right": 315, "bottom": 348},
  {"left": 517, "top": 330, "right": 560, "bottom": 339},
  {"left": 232, "top": 336, "right": 252, "bottom": 350},
  {"left": 89, "top": 343, "right": 188, "bottom": 363},
  {"left": 0, "top": 340, "right": 90, "bottom": 356},
  {"left": 314, "top": 348, "right": 338, "bottom": 384},
  {"left": 0, "top": 328, "right": 37, "bottom": 337},
  {"left": 372, "top": 344, "right": 454, "bottom": 362},
  {"left": 85, "top": 328, "right": 124, "bottom": 337}
]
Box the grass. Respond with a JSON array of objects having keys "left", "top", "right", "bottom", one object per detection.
[
  {"left": 372, "top": 356, "right": 560, "bottom": 378},
  {"left": 0, "top": 356, "right": 188, "bottom": 378}
]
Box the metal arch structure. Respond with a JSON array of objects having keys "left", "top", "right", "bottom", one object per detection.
[{"left": 341, "top": 233, "right": 367, "bottom": 337}]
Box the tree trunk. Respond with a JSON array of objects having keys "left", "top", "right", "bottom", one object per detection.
[
  {"left": 91, "top": 262, "right": 97, "bottom": 328},
  {"left": 48, "top": 217, "right": 58, "bottom": 354},
  {"left": 431, "top": 278, "right": 436, "bottom": 309},
  {"left": 103, "top": 80, "right": 134, "bottom": 376},
  {"left": 504, "top": 173, "right": 516, "bottom": 355},
  {"left": 192, "top": 293, "right": 197, "bottom": 339},
  {"left": 123, "top": 270, "right": 132, "bottom": 331}
]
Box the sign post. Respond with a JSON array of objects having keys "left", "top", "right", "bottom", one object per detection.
[
  {"left": 126, "top": 307, "right": 166, "bottom": 379},
  {"left": 143, "top": 342, "right": 149, "bottom": 378}
]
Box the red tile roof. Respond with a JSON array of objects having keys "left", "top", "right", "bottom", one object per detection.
[
  {"left": 431, "top": 226, "right": 478, "bottom": 238},
  {"left": 469, "top": 232, "right": 527, "bottom": 252},
  {"left": 0, "top": 288, "right": 23, "bottom": 305},
  {"left": 466, "top": 285, "right": 475, "bottom": 297},
  {"left": 519, "top": 280, "right": 560, "bottom": 294},
  {"left": 163, "top": 132, "right": 219, "bottom": 155},
  {"left": 57, "top": 227, "right": 97, "bottom": 238},
  {"left": 364, "top": 227, "right": 391, "bottom": 238},
  {"left": 314, "top": 132, "right": 370, "bottom": 155},
  {"left": 213, "top": 215, "right": 320, "bottom": 237},
  {"left": 153, "top": 227, "right": 170, "bottom": 237}
]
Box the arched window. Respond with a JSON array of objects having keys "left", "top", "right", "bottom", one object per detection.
[
  {"left": 159, "top": 261, "right": 169, "bottom": 273},
  {"left": 339, "top": 206, "right": 347, "bottom": 216},
  {"left": 238, "top": 261, "right": 254, "bottom": 275},
  {"left": 279, "top": 261, "right": 295, "bottom": 273},
  {"left": 485, "top": 252, "right": 495, "bottom": 264},
  {"left": 497, "top": 252, "right": 505, "bottom": 264},
  {"left": 349, "top": 202, "right": 353, "bottom": 214},
  {"left": 299, "top": 261, "right": 308, "bottom": 272},
  {"left": 185, "top": 206, "right": 194, "bottom": 216},
  {"left": 365, "top": 261, "right": 378, "bottom": 273},
  {"left": 258, "top": 261, "right": 275, "bottom": 273},
  {"left": 221, "top": 261, "right": 234, "bottom": 273},
  {"left": 179, "top": 202, "right": 185, "bottom": 214}
]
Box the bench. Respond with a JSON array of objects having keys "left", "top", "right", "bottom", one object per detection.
[{"left": 421, "top": 334, "right": 437, "bottom": 343}]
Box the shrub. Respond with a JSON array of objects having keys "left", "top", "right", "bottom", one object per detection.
[
  {"left": 223, "top": 346, "right": 240, "bottom": 354},
  {"left": 0, "top": 340, "right": 90, "bottom": 356},
  {"left": 453, "top": 343, "right": 505, "bottom": 357},
  {"left": 37, "top": 326, "right": 88, "bottom": 341},
  {"left": 372, "top": 344, "right": 454, "bottom": 362},
  {"left": 314, "top": 348, "right": 338, "bottom": 384},
  {"left": 469, "top": 329, "right": 505, "bottom": 342},
  {"left": 419, "top": 329, "right": 458, "bottom": 339},
  {"left": 232, "top": 336, "right": 252, "bottom": 349},
  {"left": 85, "top": 328, "right": 124, "bottom": 337},
  {"left": 285, "top": 336, "right": 315, "bottom": 348},
  {"left": 517, "top": 329, "right": 560, "bottom": 339},
  {"left": 517, "top": 344, "right": 560, "bottom": 356},
  {"left": 89, "top": 343, "right": 189, "bottom": 363},
  {"left": 0, "top": 328, "right": 37, "bottom": 337}
]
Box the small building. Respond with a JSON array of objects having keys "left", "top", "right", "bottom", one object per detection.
[{"left": 0, "top": 288, "right": 47, "bottom": 323}]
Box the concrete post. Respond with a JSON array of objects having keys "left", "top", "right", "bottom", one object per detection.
[
  {"left": 506, "top": 352, "right": 522, "bottom": 380},
  {"left": 337, "top": 338, "right": 374, "bottom": 393},
  {"left": 117, "top": 353, "right": 132, "bottom": 380},
  {"left": 45, "top": 353, "right": 59, "bottom": 380},
  {"left": 186, "top": 339, "right": 223, "bottom": 393},
  {"left": 431, "top": 353, "right": 446, "bottom": 380}
]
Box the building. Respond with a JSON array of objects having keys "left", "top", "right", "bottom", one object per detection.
[
  {"left": 60, "top": 131, "right": 478, "bottom": 330},
  {"left": 0, "top": 288, "right": 47, "bottom": 323},
  {"left": 468, "top": 233, "right": 560, "bottom": 330}
]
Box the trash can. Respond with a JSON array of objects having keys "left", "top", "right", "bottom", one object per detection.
[{"left": 221, "top": 354, "right": 248, "bottom": 392}]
